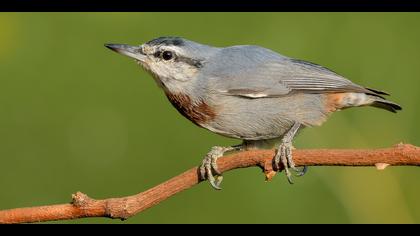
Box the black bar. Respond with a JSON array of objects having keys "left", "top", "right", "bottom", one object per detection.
[{"left": 1, "top": 1, "right": 420, "bottom": 12}]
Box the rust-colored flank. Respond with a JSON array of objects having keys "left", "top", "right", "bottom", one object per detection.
[
  {"left": 325, "top": 92, "right": 347, "bottom": 112},
  {"left": 165, "top": 92, "right": 216, "bottom": 126}
]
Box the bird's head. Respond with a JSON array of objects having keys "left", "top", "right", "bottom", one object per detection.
[{"left": 106, "top": 37, "right": 216, "bottom": 92}]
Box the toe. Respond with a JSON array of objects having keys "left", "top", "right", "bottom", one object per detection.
[
  {"left": 213, "top": 176, "right": 223, "bottom": 190},
  {"left": 280, "top": 144, "right": 295, "bottom": 184},
  {"left": 205, "top": 159, "right": 222, "bottom": 190},
  {"left": 273, "top": 150, "right": 282, "bottom": 171},
  {"left": 199, "top": 165, "right": 207, "bottom": 180},
  {"left": 286, "top": 174, "right": 294, "bottom": 184},
  {"left": 285, "top": 167, "right": 294, "bottom": 184},
  {"left": 295, "top": 166, "right": 308, "bottom": 177},
  {"left": 209, "top": 179, "right": 222, "bottom": 190},
  {"left": 199, "top": 158, "right": 209, "bottom": 180},
  {"left": 207, "top": 169, "right": 222, "bottom": 190}
]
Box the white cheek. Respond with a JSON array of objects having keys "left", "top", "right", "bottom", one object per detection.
[
  {"left": 150, "top": 63, "right": 197, "bottom": 82},
  {"left": 149, "top": 63, "right": 170, "bottom": 78},
  {"left": 182, "top": 66, "right": 198, "bottom": 78},
  {"left": 172, "top": 64, "right": 198, "bottom": 81}
]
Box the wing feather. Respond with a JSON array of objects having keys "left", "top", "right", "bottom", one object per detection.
[{"left": 203, "top": 46, "right": 378, "bottom": 98}]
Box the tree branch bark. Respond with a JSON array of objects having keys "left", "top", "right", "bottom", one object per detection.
[{"left": 0, "top": 143, "right": 419, "bottom": 224}]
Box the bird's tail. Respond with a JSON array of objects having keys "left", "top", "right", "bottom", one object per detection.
[
  {"left": 331, "top": 90, "right": 402, "bottom": 113},
  {"left": 363, "top": 87, "right": 402, "bottom": 113},
  {"left": 369, "top": 97, "right": 402, "bottom": 113}
]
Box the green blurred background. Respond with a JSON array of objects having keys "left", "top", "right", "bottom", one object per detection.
[{"left": 0, "top": 13, "right": 419, "bottom": 224}]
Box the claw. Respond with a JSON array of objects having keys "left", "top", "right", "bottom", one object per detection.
[
  {"left": 200, "top": 159, "right": 207, "bottom": 180},
  {"left": 207, "top": 166, "right": 222, "bottom": 190},
  {"left": 199, "top": 146, "right": 239, "bottom": 190},
  {"left": 295, "top": 166, "right": 308, "bottom": 177},
  {"left": 279, "top": 143, "right": 294, "bottom": 184},
  {"left": 274, "top": 150, "right": 281, "bottom": 170},
  {"left": 274, "top": 142, "right": 305, "bottom": 183},
  {"left": 214, "top": 176, "right": 224, "bottom": 190},
  {"left": 286, "top": 173, "right": 294, "bottom": 184},
  {"left": 284, "top": 144, "right": 308, "bottom": 177},
  {"left": 272, "top": 122, "right": 304, "bottom": 184}
]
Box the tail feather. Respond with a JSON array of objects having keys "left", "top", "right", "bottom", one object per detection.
[
  {"left": 334, "top": 91, "right": 402, "bottom": 113},
  {"left": 370, "top": 98, "right": 402, "bottom": 113},
  {"left": 365, "top": 87, "right": 390, "bottom": 96},
  {"left": 363, "top": 87, "right": 402, "bottom": 113}
]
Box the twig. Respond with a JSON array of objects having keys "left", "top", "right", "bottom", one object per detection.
[{"left": 0, "top": 143, "right": 419, "bottom": 224}]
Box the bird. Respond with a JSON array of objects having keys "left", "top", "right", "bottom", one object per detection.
[{"left": 105, "top": 36, "right": 402, "bottom": 190}]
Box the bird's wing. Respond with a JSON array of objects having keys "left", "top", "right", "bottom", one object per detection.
[{"left": 205, "top": 46, "right": 378, "bottom": 98}]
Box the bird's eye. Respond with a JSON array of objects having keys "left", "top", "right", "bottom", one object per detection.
[{"left": 162, "top": 51, "right": 173, "bottom": 61}]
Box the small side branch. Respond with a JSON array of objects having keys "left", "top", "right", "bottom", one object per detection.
[{"left": 0, "top": 143, "right": 419, "bottom": 224}]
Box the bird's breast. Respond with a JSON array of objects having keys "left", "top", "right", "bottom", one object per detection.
[{"left": 164, "top": 92, "right": 217, "bottom": 126}]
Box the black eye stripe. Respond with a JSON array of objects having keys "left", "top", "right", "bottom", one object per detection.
[
  {"left": 175, "top": 56, "right": 203, "bottom": 68},
  {"left": 153, "top": 51, "right": 161, "bottom": 58},
  {"left": 151, "top": 49, "right": 202, "bottom": 68},
  {"left": 153, "top": 50, "right": 174, "bottom": 61}
]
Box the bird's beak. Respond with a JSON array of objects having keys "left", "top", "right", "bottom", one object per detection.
[{"left": 105, "top": 43, "right": 146, "bottom": 62}]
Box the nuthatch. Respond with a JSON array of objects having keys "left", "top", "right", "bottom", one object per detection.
[{"left": 105, "top": 37, "right": 401, "bottom": 190}]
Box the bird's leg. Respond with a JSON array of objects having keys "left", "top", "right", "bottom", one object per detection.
[
  {"left": 273, "top": 122, "right": 307, "bottom": 184},
  {"left": 200, "top": 144, "right": 243, "bottom": 190}
]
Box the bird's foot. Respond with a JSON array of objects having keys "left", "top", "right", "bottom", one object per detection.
[
  {"left": 273, "top": 141, "right": 308, "bottom": 184},
  {"left": 200, "top": 146, "right": 240, "bottom": 190}
]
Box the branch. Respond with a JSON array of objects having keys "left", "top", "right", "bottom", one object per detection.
[{"left": 0, "top": 143, "right": 419, "bottom": 224}]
